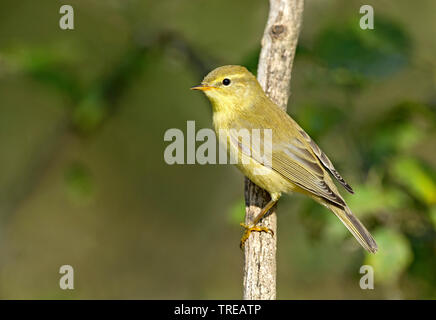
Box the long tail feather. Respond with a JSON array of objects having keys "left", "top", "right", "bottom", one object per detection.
[{"left": 329, "top": 204, "right": 378, "bottom": 253}]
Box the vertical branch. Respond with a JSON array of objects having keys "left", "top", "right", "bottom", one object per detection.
[{"left": 243, "top": 0, "right": 304, "bottom": 300}]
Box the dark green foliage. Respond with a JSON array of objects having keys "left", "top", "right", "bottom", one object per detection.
[{"left": 313, "top": 17, "right": 411, "bottom": 79}]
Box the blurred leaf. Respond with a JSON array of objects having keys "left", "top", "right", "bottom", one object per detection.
[
  {"left": 72, "top": 93, "right": 107, "bottom": 133},
  {"left": 363, "top": 102, "right": 429, "bottom": 167},
  {"left": 345, "top": 183, "right": 409, "bottom": 217},
  {"left": 394, "top": 123, "right": 424, "bottom": 151},
  {"left": 330, "top": 68, "right": 367, "bottom": 89},
  {"left": 391, "top": 157, "right": 436, "bottom": 205},
  {"left": 227, "top": 198, "right": 245, "bottom": 225},
  {"left": 313, "top": 17, "right": 410, "bottom": 79},
  {"left": 70, "top": 46, "right": 151, "bottom": 134},
  {"left": 373, "top": 122, "right": 423, "bottom": 155},
  {"left": 3, "top": 46, "right": 82, "bottom": 100},
  {"left": 374, "top": 101, "right": 434, "bottom": 127},
  {"left": 365, "top": 229, "right": 413, "bottom": 285},
  {"left": 65, "top": 163, "right": 94, "bottom": 203}
]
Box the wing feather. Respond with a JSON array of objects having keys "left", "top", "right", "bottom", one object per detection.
[
  {"left": 272, "top": 146, "right": 346, "bottom": 207},
  {"left": 228, "top": 123, "right": 346, "bottom": 207},
  {"left": 293, "top": 121, "right": 354, "bottom": 194}
]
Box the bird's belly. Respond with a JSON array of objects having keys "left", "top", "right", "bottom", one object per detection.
[{"left": 234, "top": 149, "right": 295, "bottom": 195}]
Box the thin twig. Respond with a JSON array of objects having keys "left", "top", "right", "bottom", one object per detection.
[{"left": 243, "top": 0, "right": 304, "bottom": 300}]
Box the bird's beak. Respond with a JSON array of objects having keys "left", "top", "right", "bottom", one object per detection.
[{"left": 190, "top": 84, "right": 214, "bottom": 91}]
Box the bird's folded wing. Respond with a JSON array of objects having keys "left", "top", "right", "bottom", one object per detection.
[
  {"left": 288, "top": 117, "right": 354, "bottom": 194},
  {"left": 271, "top": 141, "right": 346, "bottom": 207},
  {"left": 228, "top": 126, "right": 346, "bottom": 207}
]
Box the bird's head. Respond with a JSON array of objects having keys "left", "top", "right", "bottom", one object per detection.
[{"left": 191, "top": 65, "right": 264, "bottom": 112}]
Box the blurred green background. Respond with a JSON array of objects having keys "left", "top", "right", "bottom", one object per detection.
[{"left": 0, "top": 0, "right": 435, "bottom": 299}]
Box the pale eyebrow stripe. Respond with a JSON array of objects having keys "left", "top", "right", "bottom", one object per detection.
[{"left": 215, "top": 74, "right": 250, "bottom": 83}]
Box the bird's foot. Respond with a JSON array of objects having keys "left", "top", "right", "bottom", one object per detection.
[{"left": 239, "top": 223, "right": 274, "bottom": 249}]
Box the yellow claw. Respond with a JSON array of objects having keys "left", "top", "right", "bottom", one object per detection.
[{"left": 239, "top": 223, "right": 274, "bottom": 249}]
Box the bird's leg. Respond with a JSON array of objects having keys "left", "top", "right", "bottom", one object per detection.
[{"left": 240, "top": 198, "right": 278, "bottom": 249}]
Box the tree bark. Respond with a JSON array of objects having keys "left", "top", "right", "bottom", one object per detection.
[{"left": 243, "top": 0, "right": 304, "bottom": 300}]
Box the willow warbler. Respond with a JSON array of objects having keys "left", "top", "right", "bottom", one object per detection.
[{"left": 191, "top": 65, "right": 377, "bottom": 253}]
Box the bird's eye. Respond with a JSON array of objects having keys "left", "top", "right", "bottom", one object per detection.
[{"left": 222, "top": 78, "right": 231, "bottom": 86}]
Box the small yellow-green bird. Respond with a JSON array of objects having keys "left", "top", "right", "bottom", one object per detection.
[{"left": 191, "top": 65, "right": 377, "bottom": 253}]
